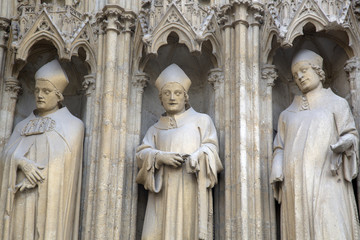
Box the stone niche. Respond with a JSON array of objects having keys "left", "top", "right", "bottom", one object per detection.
[
  {"left": 272, "top": 27, "right": 351, "bottom": 132},
  {"left": 136, "top": 32, "right": 218, "bottom": 238},
  {"left": 271, "top": 26, "right": 357, "bottom": 236},
  {"left": 13, "top": 40, "right": 90, "bottom": 126}
]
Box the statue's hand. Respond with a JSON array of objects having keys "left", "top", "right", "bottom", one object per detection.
[
  {"left": 331, "top": 137, "right": 353, "bottom": 153},
  {"left": 15, "top": 178, "right": 37, "bottom": 192},
  {"left": 270, "top": 164, "right": 283, "bottom": 183},
  {"left": 18, "top": 158, "right": 45, "bottom": 185},
  {"left": 188, "top": 151, "right": 203, "bottom": 170},
  {"left": 155, "top": 153, "right": 185, "bottom": 168}
]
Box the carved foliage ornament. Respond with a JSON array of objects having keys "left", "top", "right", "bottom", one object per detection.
[{"left": 208, "top": 68, "right": 224, "bottom": 89}]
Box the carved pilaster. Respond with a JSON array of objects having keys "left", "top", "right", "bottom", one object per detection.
[
  {"left": 208, "top": 68, "right": 224, "bottom": 90},
  {"left": 261, "top": 63, "right": 278, "bottom": 240},
  {"left": 5, "top": 77, "right": 23, "bottom": 99}
]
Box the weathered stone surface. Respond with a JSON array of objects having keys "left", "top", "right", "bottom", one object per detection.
[{"left": 1, "top": 0, "right": 360, "bottom": 239}]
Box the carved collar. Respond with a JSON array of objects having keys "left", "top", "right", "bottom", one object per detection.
[
  {"left": 154, "top": 107, "right": 196, "bottom": 130},
  {"left": 288, "top": 88, "right": 331, "bottom": 112},
  {"left": 21, "top": 107, "right": 70, "bottom": 136}
]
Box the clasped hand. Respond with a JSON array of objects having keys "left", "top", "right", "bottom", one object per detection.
[
  {"left": 155, "top": 152, "right": 200, "bottom": 169},
  {"left": 17, "top": 157, "right": 45, "bottom": 191}
]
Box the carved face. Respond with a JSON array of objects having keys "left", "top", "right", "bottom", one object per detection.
[
  {"left": 34, "top": 80, "right": 61, "bottom": 116},
  {"left": 292, "top": 61, "right": 322, "bottom": 94},
  {"left": 160, "top": 82, "right": 186, "bottom": 115}
]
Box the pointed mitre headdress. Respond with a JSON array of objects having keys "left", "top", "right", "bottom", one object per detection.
[
  {"left": 292, "top": 49, "right": 323, "bottom": 68},
  {"left": 155, "top": 64, "right": 192, "bottom": 92},
  {"left": 35, "top": 59, "right": 69, "bottom": 93}
]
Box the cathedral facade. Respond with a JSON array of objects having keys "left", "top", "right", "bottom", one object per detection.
[{"left": 1, "top": 0, "right": 360, "bottom": 239}]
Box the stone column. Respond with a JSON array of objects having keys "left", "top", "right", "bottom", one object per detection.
[
  {"left": 208, "top": 68, "right": 224, "bottom": 138},
  {"left": 124, "top": 72, "right": 149, "bottom": 239},
  {"left": 81, "top": 73, "right": 96, "bottom": 204},
  {"left": 344, "top": 57, "right": 360, "bottom": 208},
  {"left": 233, "top": 2, "right": 250, "bottom": 238},
  {"left": 208, "top": 68, "right": 225, "bottom": 239},
  {"left": 219, "top": 7, "right": 233, "bottom": 238},
  {"left": 94, "top": 6, "right": 122, "bottom": 240},
  {"left": 81, "top": 22, "right": 105, "bottom": 240},
  {"left": 114, "top": 11, "right": 136, "bottom": 240},
  {"left": 131, "top": 72, "right": 149, "bottom": 146},
  {"left": 0, "top": 77, "right": 22, "bottom": 152},
  {"left": 261, "top": 64, "right": 278, "bottom": 239},
  {"left": 251, "top": 7, "right": 263, "bottom": 239}
]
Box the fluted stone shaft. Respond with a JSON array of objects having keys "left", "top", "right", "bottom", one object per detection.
[
  {"left": 261, "top": 64, "right": 278, "bottom": 240},
  {"left": 94, "top": 6, "right": 122, "bottom": 240}
]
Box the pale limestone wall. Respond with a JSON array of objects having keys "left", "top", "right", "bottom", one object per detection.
[{"left": 1, "top": 0, "right": 360, "bottom": 239}]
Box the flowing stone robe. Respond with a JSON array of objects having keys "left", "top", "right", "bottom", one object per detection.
[
  {"left": 136, "top": 107, "right": 223, "bottom": 240},
  {"left": 272, "top": 88, "right": 360, "bottom": 240},
  {"left": 0, "top": 107, "right": 84, "bottom": 240}
]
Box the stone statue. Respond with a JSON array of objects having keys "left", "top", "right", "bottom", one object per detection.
[
  {"left": 271, "top": 49, "right": 360, "bottom": 239},
  {"left": 136, "top": 64, "right": 223, "bottom": 240},
  {"left": 0, "top": 60, "right": 84, "bottom": 240}
]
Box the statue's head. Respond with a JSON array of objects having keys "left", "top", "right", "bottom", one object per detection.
[
  {"left": 34, "top": 59, "right": 69, "bottom": 116},
  {"left": 155, "top": 64, "right": 191, "bottom": 115},
  {"left": 291, "top": 49, "right": 325, "bottom": 94}
]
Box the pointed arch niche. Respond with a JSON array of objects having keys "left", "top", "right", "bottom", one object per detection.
[
  {"left": 135, "top": 31, "right": 221, "bottom": 238},
  {"left": 267, "top": 23, "right": 359, "bottom": 239},
  {"left": 271, "top": 25, "right": 353, "bottom": 133},
  {"left": 140, "top": 32, "right": 217, "bottom": 136},
  {"left": 13, "top": 40, "right": 91, "bottom": 126}
]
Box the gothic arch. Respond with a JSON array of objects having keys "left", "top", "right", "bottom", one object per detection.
[{"left": 16, "top": 32, "right": 65, "bottom": 63}]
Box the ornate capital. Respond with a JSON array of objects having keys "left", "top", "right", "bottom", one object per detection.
[
  {"left": 344, "top": 57, "right": 360, "bottom": 79},
  {"left": 217, "top": 4, "right": 233, "bottom": 28},
  {"left": 0, "top": 17, "right": 10, "bottom": 31},
  {"left": 231, "top": 0, "right": 252, "bottom": 6},
  {"left": 133, "top": 72, "right": 150, "bottom": 93},
  {"left": 82, "top": 73, "right": 96, "bottom": 96},
  {"left": 250, "top": 2, "right": 265, "bottom": 26},
  {"left": 121, "top": 11, "right": 136, "bottom": 34},
  {"left": 254, "top": 13, "right": 264, "bottom": 25},
  {"left": 353, "top": 0, "right": 360, "bottom": 21},
  {"left": 103, "top": 5, "right": 123, "bottom": 34},
  {"left": 261, "top": 64, "right": 278, "bottom": 87},
  {"left": 0, "top": 17, "right": 10, "bottom": 47},
  {"left": 5, "top": 77, "right": 22, "bottom": 98},
  {"left": 208, "top": 68, "right": 224, "bottom": 90}
]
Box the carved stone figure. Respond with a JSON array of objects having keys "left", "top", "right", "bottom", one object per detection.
[
  {"left": 0, "top": 60, "right": 84, "bottom": 240},
  {"left": 136, "top": 64, "right": 223, "bottom": 240},
  {"left": 271, "top": 49, "right": 360, "bottom": 239}
]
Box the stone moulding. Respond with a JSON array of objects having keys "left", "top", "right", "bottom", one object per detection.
[
  {"left": 135, "top": 2, "right": 223, "bottom": 70},
  {"left": 264, "top": 0, "right": 359, "bottom": 52},
  {"left": 8, "top": 4, "right": 97, "bottom": 77}
]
